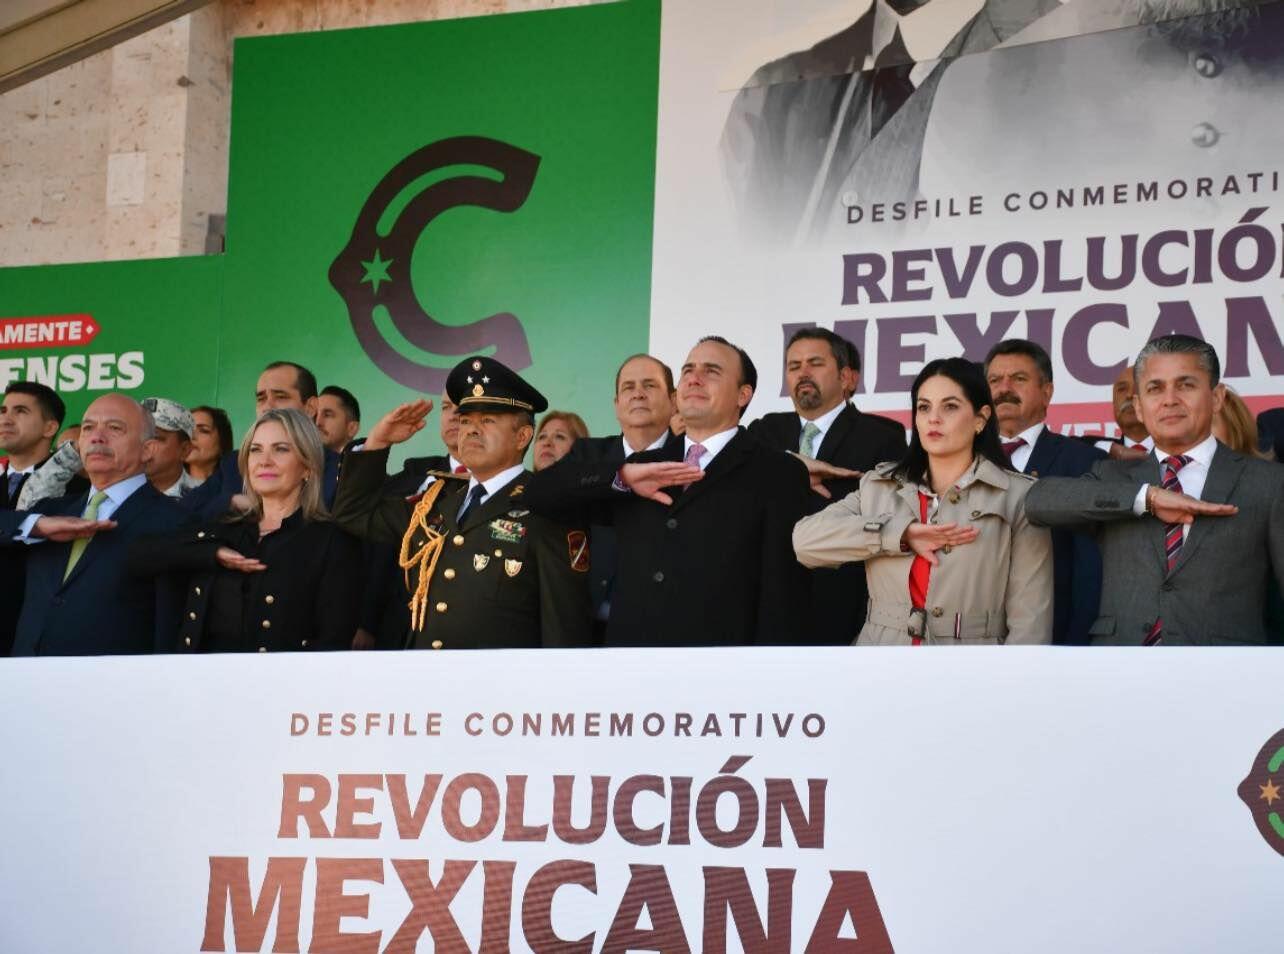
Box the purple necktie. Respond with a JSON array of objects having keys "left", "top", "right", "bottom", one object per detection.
[{"left": 684, "top": 442, "right": 706, "bottom": 469}]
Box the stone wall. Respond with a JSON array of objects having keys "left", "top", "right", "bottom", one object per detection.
[{"left": 0, "top": 0, "right": 594, "bottom": 267}]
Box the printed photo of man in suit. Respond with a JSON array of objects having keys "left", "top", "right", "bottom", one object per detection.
[{"left": 1024, "top": 335, "right": 1284, "bottom": 646}]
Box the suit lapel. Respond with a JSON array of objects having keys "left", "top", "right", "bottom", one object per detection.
[
  {"left": 1172, "top": 443, "right": 1244, "bottom": 576},
  {"left": 458, "top": 472, "right": 531, "bottom": 534},
  {"left": 816, "top": 405, "right": 853, "bottom": 463},
  {"left": 1125, "top": 455, "right": 1168, "bottom": 570},
  {"left": 670, "top": 430, "right": 751, "bottom": 514},
  {"left": 61, "top": 483, "right": 153, "bottom": 589},
  {"left": 1023, "top": 428, "right": 1058, "bottom": 478}
]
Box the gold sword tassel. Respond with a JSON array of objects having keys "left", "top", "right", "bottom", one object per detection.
[{"left": 398, "top": 479, "right": 449, "bottom": 632}]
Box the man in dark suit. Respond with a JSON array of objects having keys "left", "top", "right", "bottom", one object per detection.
[
  {"left": 333, "top": 357, "right": 592, "bottom": 650},
  {"left": 1026, "top": 335, "right": 1284, "bottom": 645},
  {"left": 985, "top": 339, "right": 1106, "bottom": 645},
  {"left": 1, "top": 393, "right": 190, "bottom": 656},
  {"left": 552, "top": 353, "right": 681, "bottom": 637},
  {"left": 181, "top": 360, "right": 340, "bottom": 520},
  {"left": 1, "top": 381, "right": 66, "bottom": 655},
  {"left": 748, "top": 328, "right": 904, "bottom": 643},
  {"left": 525, "top": 336, "right": 813, "bottom": 646}
]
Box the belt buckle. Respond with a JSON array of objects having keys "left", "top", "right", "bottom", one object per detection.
[{"left": 908, "top": 607, "right": 927, "bottom": 640}]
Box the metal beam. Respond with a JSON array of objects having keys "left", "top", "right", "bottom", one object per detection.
[{"left": 0, "top": 0, "right": 213, "bottom": 94}]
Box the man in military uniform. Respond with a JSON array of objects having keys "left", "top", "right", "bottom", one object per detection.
[{"left": 332, "top": 356, "right": 592, "bottom": 649}]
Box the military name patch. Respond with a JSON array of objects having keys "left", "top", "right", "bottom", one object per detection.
[{"left": 489, "top": 519, "right": 526, "bottom": 543}]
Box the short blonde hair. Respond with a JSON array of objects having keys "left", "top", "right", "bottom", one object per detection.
[
  {"left": 234, "top": 408, "right": 330, "bottom": 522},
  {"left": 536, "top": 410, "right": 589, "bottom": 442}
]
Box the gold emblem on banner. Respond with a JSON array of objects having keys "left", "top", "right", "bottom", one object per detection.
[
  {"left": 504, "top": 559, "right": 522, "bottom": 577},
  {"left": 474, "top": 554, "right": 490, "bottom": 571}
]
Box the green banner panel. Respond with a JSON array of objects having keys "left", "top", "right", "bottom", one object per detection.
[
  {"left": 221, "top": 0, "right": 660, "bottom": 448},
  {"left": 0, "top": 255, "right": 224, "bottom": 439}
]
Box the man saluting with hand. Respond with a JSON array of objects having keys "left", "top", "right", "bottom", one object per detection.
[{"left": 331, "top": 357, "right": 592, "bottom": 650}]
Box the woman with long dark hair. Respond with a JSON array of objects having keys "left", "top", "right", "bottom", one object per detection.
[{"left": 793, "top": 357, "right": 1053, "bottom": 644}]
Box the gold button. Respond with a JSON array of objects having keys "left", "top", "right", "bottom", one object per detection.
[
  {"left": 188, "top": 612, "right": 196, "bottom": 620},
  {"left": 931, "top": 607, "right": 944, "bottom": 618},
  {"left": 453, "top": 534, "right": 464, "bottom": 546},
  {"left": 265, "top": 594, "right": 275, "bottom": 604},
  {"left": 258, "top": 646, "right": 267, "bottom": 653},
  {"left": 494, "top": 549, "right": 502, "bottom": 557},
  {"left": 942, "top": 544, "right": 952, "bottom": 554},
  {"left": 443, "top": 568, "right": 456, "bottom": 580},
  {"left": 194, "top": 586, "right": 201, "bottom": 596},
  {"left": 430, "top": 639, "right": 444, "bottom": 650},
  {"left": 435, "top": 601, "right": 447, "bottom": 613},
  {"left": 184, "top": 637, "right": 191, "bottom": 647},
  {"left": 301, "top": 640, "right": 309, "bottom": 648},
  {"left": 197, "top": 531, "right": 205, "bottom": 539},
  {"left": 261, "top": 619, "right": 271, "bottom": 629}
]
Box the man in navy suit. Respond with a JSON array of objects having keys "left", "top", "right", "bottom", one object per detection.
[
  {"left": 1, "top": 393, "right": 190, "bottom": 656},
  {"left": 986, "top": 339, "right": 1106, "bottom": 645}
]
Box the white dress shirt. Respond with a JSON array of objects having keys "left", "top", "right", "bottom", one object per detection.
[
  {"left": 15, "top": 472, "right": 149, "bottom": 542},
  {"left": 797, "top": 401, "right": 847, "bottom": 455},
  {"left": 1003, "top": 422, "right": 1045, "bottom": 473},
  {"left": 622, "top": 431, "right": 669, "bottom": 458},
  {"left": 684, "top": 427, "right": 738, "bottom": 471},
  {"left": 1130, "top": 433, "right": 1219, "bottom": 540},
  {"left": 460, "top": 464, "right": 525, "bottom": 516}
]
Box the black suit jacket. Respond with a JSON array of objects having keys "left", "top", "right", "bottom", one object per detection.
[
  {"left": 1021, "top": 427, "right": 1107, "bottom": 645},
  {"left": 524, "top": 428, "right": 813, "bottom": 647},
  {"left": 1, "top": 482, "right": 192, "bottom": 656},
  {"left": 2, "top": 459, "right": 47, "bottom": 655},
  {"left": 747, "top": 404, "right": 906, "bottom": 643}
]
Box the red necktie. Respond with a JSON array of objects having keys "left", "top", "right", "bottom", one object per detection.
[
  {"left": 1143, "top": 454, "right": 1192, "bottom": 646},
  {"left": 1001, "top": 437, "right": 1026, "bottom": 462}
]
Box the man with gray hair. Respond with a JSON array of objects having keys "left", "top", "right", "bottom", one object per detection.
[
  {"left": 0, "top": 393, "right": 191, "bottom": 655},
  {"left": 1024, "top": 335, "right": 1284, "bottom": 645}
]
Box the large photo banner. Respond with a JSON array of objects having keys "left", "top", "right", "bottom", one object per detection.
[
  {"left": 1, "top": 648, "right": 1282, "bottom": 952},
  {"left": 652, "top": 0, "right": 1284, "bottom": 431}
]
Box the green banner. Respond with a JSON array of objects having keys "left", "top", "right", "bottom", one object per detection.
[
  {"left": 220, "top": 0, "right": 660, "bottom": 445},
  {"left": 1, "top": 0, "right": 660, "bottom": 458},
  {"left": 0, "top": 256, "right": 224, "bottom": 430}
]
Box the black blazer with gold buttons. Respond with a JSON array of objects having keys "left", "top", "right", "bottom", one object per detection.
[{"left": 129, "top": 510, "right": 362, "bottom": 652}]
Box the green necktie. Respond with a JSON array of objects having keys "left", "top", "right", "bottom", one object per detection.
[
  {"left": 799, "top": 421, "right": 822, "bottom": 458},
  {"left": 64, "top": 490, "right": 109, "bottom": 581}
]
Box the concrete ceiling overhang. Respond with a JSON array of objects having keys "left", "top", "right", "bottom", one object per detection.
[{"left": 0, "top": 0, "right": 213, "bottom": 94}]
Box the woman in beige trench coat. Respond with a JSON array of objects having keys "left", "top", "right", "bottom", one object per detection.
[{"left": 793, "top": 357, "right": 1053, "bottom": 644}]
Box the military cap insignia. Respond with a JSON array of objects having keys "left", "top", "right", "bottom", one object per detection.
[
  {"left": 1238, "top": 727, "right": 1284, "bottom": 857},
  {"left": 474, "top": 554, "right": 490, "bottom": 571},
  {"left": 567, "top": 531, "right": 590, "bottom": 573},
  {"left": 473, "top": 383, "right": 484, "bottom": 397},
  {"left": 472, "top": 359, "right": 483, "bottom": 371},
  {"left": 504, "top": 559, "right": 523, "bottom": 577},
  {"left": 490, "top": 519, "right": 526, "bottom": 543}
]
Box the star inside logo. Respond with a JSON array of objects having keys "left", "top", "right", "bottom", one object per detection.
[{"left": 360, "top": 249, "right": 393, "bottom": 294}]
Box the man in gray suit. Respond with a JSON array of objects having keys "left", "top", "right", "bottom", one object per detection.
[{"left": 1025, "top": 335, "right": 1284, "bottom": 646}]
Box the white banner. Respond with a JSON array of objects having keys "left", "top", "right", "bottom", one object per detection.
[
  {"left": 651, "top": 0, "right": 1284, "bottom": 433},
  {"left": 1, "top": 648, "right": 1281, "bottom": 952}
]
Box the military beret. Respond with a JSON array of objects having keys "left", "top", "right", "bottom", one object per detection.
[{"left": 446, "top": 356, "right": 547, "bottom": 415}]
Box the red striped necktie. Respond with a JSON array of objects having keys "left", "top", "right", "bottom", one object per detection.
[{"left": 1143, "top": 454, "right": 1192, "bottom": 646}]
